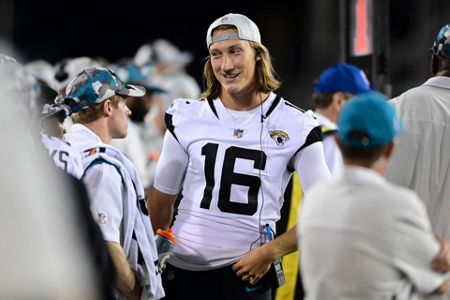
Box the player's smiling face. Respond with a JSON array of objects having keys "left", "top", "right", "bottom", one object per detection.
[{"left": 209, "top": 28, "right": 258, "bottom": 98}]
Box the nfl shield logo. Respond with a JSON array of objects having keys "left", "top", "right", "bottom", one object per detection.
[
  {"left": 233, "top": 129, "right": 244, "bottom": 138},
  {"left": 97, "top": 212, "right": 108, "bottom": 224}
]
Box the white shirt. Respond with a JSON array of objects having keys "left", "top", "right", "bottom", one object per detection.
[
  {"left": 41, "top": 133, "right": 84, "bottom": 179},
  {"left": 67, "top": 124, "right": 165, "bottom": 299},
  {"left": 154, "top": 93, "right": 330, "bottom": 270},
  {"left": 66, "top": 124, "right": 125, "bottom": 243},
  {"left": 299, "top": 166, "right": 447, "bottom": 300},
  {"left": 386, "top": 77, "right": 450, "bottom": 247},
  {"left": 315, "top": 113, "right": 343, "bottom": 174}
]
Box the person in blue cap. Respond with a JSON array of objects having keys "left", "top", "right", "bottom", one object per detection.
[
  {"left": 274, "top": 63, "right": 374, "bottom": 299},
  {"left": 312, "top": 62, "right": 372, "bottom": 173},
  {"left": 385, "top": 27, "right": 450, "bottom": 299},
  {"left": 298, "top": 92, "right": 450, "bottom": 300}
]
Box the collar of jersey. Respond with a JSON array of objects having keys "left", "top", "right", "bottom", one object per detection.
[
  {"left": 207, "top": 92, "right": 281, "bottom": 129},
  {"left": 422, "top": 76, "right": 450, "bottom": 90}
]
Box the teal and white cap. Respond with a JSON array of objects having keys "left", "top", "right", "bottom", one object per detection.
[
  {"left": 430, "top": 23, "right": 450, "bottom": 60},
  {"left": 206, "top": 13, "right": 261, "bottom": 49},
  {"left": 337, "top": 92, "right": 404, "bottom": 148},
  {"left": 65, "top": 66, "right": 145, "bottom": 113}
]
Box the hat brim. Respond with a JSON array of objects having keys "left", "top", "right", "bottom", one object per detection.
[
  {"left": 41, "top": 103, "right": 68, "bottom": 118},
  {"left": 117, "top": 84, "right": 146, "bottom": 98}
]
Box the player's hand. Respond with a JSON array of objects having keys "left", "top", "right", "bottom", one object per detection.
[
  {"left": 432, "top": 233, "right": 450, "bottom": 273},
  {"left": 232, "top": 244, "right": 273, "bottom": 285}
]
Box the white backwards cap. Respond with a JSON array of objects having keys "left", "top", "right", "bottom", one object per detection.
[{"left": 206, "top": 13, "right": 261, "bottom": 49}]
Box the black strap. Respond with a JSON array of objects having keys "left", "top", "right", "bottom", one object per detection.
[
  {"left": 164, "top": 112, "right": 179, "bottom": 142},
  {"left": 262, "top": 95, "right": 282, "bottom": 120},
  {"left": 207, "top": 98, "right": 219, "bottom": 119},
  {"left": 287, "top": 126, "right": 323, "bottom": 172}
]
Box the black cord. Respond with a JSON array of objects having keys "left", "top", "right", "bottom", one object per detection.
[
  {"left": 247, "top": 92, "right": 270, "bottom": 251},
  {"left": 249, "top": 236, "right": 261, "bottom": 250},
  {"left": 258, "top": 92, "right": 266, "bottom": 245}
]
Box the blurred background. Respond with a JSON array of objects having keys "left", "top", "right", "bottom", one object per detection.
[{"left": 1, "top": 0, "right": 450, "bottom": 108}]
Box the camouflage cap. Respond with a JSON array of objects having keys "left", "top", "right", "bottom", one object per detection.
[
  {"left": 41, "top": 103, "right": 69, "bottom": 119},
  {"left": 65, "top": 66, "right": 145, "bottom": 113},
  {"left": 430, "top": 23, "right": 450, "bottom": 59}
]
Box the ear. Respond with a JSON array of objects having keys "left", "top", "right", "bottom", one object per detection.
[
  {"left": 383, "top": 141, "right": 396, "bottom": 160},
  {"left": 102, "top": 99, "right": 113, "bottom": 117},
  {"left": 331, "top": 92, "right": 346, "bottom": 109}
]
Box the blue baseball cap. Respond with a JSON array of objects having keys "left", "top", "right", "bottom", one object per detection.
[
  {"left": 337, "top": 92, "right": 404, "bottom": 148},
  {"left": 430, "top": 23, "right": 450, "bottom": 59},
  {"left": 314, "top": 63, "right": 372, "bottom": 94}
]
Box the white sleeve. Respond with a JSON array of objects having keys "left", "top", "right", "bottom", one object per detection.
[
  {"left": 393, "top": 194, "right": 449, "bottom": 294},
  {"left": 322, "top": 135, "right": 343, "bottom": 175},
  {"left": 66, "top": 147, "right": 84, "bottom": 180},
  {"left": 153, "top": 131, "right": 188, "bottom": 195},
  {"left": 83, "top": 163, "right": 123, "bottom": 243},
  {"left": 293, "top": 142, "right": 331, "bottom": 192}
]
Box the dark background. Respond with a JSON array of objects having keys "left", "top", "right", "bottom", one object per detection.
[{"left": 1, "top": 0, "right": 450, "bottom": 109}]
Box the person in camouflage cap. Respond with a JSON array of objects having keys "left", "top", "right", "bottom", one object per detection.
[{"left": 65, "top": 66, "right": 165, "bottom": 299}]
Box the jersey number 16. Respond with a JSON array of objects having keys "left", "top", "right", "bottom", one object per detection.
[{"left": 200, "top": 142, "right": 267, "bottom": 216}]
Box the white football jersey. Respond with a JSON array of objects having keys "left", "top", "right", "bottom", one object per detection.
[
  {"left": 164, "top": 93, "right": 322, "bottom": 270},
  {"left": 41, "top": 134, "right": 84, "bottom": 179}
]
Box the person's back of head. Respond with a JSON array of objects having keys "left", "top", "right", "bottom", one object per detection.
[
  {"left": 430, "top": 23, "right": 450, "bottom": 76},
  {"left": 336, "top": 92, "right": 404, "bottom": 168},
  {"left": 201, "top": 13, "right": 281, "bottom": 100},
  {"left": 313, "top": 63, "right": 372, "bottom": 120}
]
